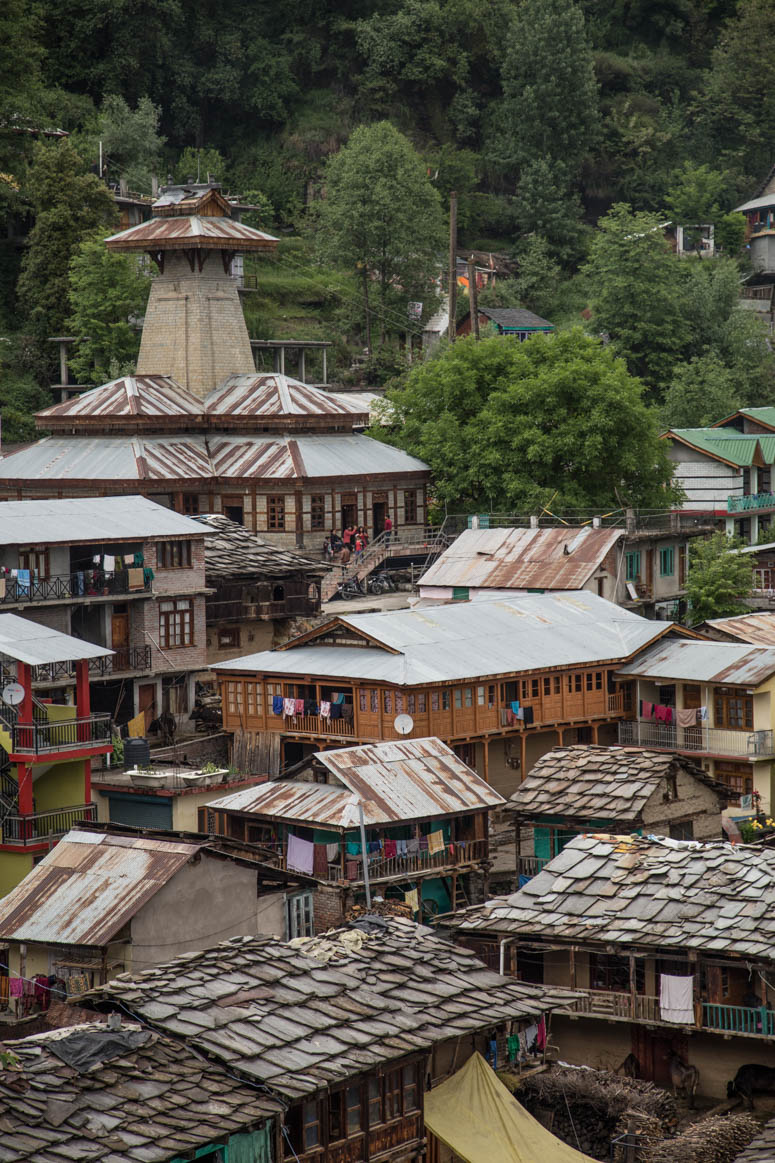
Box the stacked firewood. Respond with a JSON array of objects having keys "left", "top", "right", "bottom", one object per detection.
[
  {"left": 515, "top": 1066, "right": 678, "bottom": 1159},
  {"left": 646, "top": 1113, "right": 759, "bottom": 1163},
  {"left": 346, "top": 899, "right": 412, "bottom": 920}
]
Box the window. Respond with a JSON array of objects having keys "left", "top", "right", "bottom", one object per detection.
[
  {"left": 245, "top": 682, "right": 261, "bottom": 718},
  {"left": 595, "top": 672, "right": 603, "bottom": 690},
  {"left": 543, "top": 677, "right": 551, "bottom": 696},
  {"left": 287, "top": 892, "right": 314, "bottom": 939},
  {"left": 395, "top": 692, "right": 405, "bottom": 713},
  {"left": 402, "top": 1064, "right": 420, "bottom": 1112},
  {"left": 218, "top": 628, "right": 240, "bottom": 648},
  {"left": 586, "top": 672, "right": 593, "bottom": 691},
  {"left": 385, "top": 1070, "right": 402, "bottom": 1121},
  {"left": 715, "top": 762, "right": 754, "bottom": 800},
  {"left": 404, "top": 490, "right": 417, "bottom": 523},
  {"left": 714, "top": 688, "right": 753, "bottom": 730},
  {"left": 159, "top": 598, "right": 193, "bottom": 648},
  {"left": 531, "top": 678, "right": 539, "bottom": 699},
  {"left": 660, "top": 546, "right": 675, "bottom": 577},
  {"left": 454, "top": 688, "right": 462, "bottom": 709},
  {"left": 431, "top": 690, "right": 450, "bottom": 712},
  {"left": 554, "top": 675, "right": 561, "bottom": 695},
  {"left": 452, "top": 586, "right": 469, "bottom": 601},
  {"left": 268, "top": 495, "right": 285, "bottom": 531},
  {"left": 302, "top": 1100, "right": 321, "bottom": 1151},
  {"left": 383, "top": 690, "right": 393, "bottom": 714},
  {"left": 19, "top": 548, "right": 48, "bottom": 578},
  {"left": 476, "top": 686, "right": 495, "bottom": 709},
  {"left": 182, "top": 493, "right": 199, "bottom": 515},
  {"left": 368, "top": 1076, "right": 383, "bottom": 1125},
  {"left": 272, "top": 584, "right": 285, "bottom": 602},
  {"left": 158, "top": 540, "right": 192, "bottom": 569},
  {"left": 669, "top": 820, "right": 694, "bottom": 841},
  {"left": 225, "top": 681, "right": 243, "bottom": 716},
  {"left": 626, "top": 552, "right": 641, "bottom": 582},
  {"left": 407, "top": 692, "right": 426, "bottom": 713},
  {"left": 464, "top": 686, "right": 472, "bottom": 707},
  {"left": 346, "top": 1085, "right": 362, "bottom": 1133},
  {"left": 311, "top": 495, "right": 325, "bottom": 530}
]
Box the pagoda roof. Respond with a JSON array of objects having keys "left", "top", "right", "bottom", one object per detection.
[
  {"left": 204, "top": 374, "right": 370, "bottom": 427},
  {"left": 38, "top": 375, "right": 205, "bottom": 431},
  {"left": 105, "top": 215, "right": 278, "bottom": 252}
]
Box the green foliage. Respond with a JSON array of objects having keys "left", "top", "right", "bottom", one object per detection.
[
  {"left": 0, "top": 339, "right": 53, "bottom": 442},
  {"left": 377, "top": 330, "right": 677, "bottom": 512},
  {"left": 67, "top": 232, "right": 153, "bottom": 385},
  {"left": 585, "top": 203, "right": 689, "bottom": 391},
  {"left": 661, "top": 354, "right": 739, "bottom": 429},
  {"left": 686, "top": 533, "right": 753, "bottom": 624},
  {"left": 16, "top": 140, "right": 117, "bottom": 337},
  {"left": 316, "top": 122, "right": 445, "bottom": 349},
  {"left": 174, "top": 146, "right": 226, "bottom": 186},
  {"left": 98, "top": 95, "right": 165, "bottom": 193},
  {"left": 513, "top": 236, "right": 562, "bottom": 318},
  {"left": 665, "top": 162, "right": 726, "bottom": 223},
  {"left": 715, "top": 212, "right": 746, "bottom": 255}
]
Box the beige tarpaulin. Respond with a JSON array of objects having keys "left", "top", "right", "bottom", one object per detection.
[{"left": 424, "top": 1052, "right": 597, "bottom": 1163}]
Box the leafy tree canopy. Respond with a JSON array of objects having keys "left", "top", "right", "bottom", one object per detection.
[
  {"left": 686, "top": 532, "right": 753, "bottom": 624},
  {"left": 661, "top": 354, "right": 739, "bottom": 430},
  {"left": 66, "top": 231, "right": 153, "bottom": 385},
  {"left": 376, "top": 330, "right": 678, "bottom": 513}
]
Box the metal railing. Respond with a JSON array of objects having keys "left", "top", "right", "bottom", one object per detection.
[
  {"left": 11, "top": 714, "right": 112, "bottom": 754},
  {"left": 321, "top": 526, "right": 450, "bottom": 600},
  {"left": 618, "top": 719, "right": 775, "bottom": 758},
  {"left": 728, "top": 492, "right": 775, "bottom": 513},
  {"left": 0, "top": 569, "right": 150, "bottom": 605},
  {"left": 1, "top": 802, "right": 97, "bottom": 845},
  {"left": 28, "top": 648, "right": 152, "bottom": 683},
  {"left": 703, "top": 1002, "right": 775, "bottom": 1036}
]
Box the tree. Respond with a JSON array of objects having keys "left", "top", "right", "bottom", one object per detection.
[
  {"left": 686, "top": 533, "right": 753, "bottom": 623},
  {"left": 174, "top": 146, "right": 227, "bottom": 186},
  {"left": 661, "top": 354, "right": 739, "bottom": 429},
  {"left": 0, "top": 337, "right": 52, "bottom": 442},
  {"left": 376, "top": 330, "right": 679, "bottom": 512},
  {"left": 665, "top": 161, "right": 726, "bottom": 224},
  {"left": 67, "top": 232, "right": 153, "bottom": 385},
  {"left": 316, "top": 122, "right": 444, "bottom": 351},
  {"left": 97, "top": 95, "right": 165, "bottom": 193},
  {"left": 16, "top": 140, "right": 116, "bottom": 337},
  {"left": 584, "top": 203, "right": 690, "bottom": 393}
]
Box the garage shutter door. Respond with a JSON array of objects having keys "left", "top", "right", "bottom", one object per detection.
[{"left": 107, "top": 795, "right": 172, "bottom": 829}]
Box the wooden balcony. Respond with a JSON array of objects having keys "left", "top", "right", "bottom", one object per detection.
[
  {"left": 560, "top": 990, "right": 775, "bottom": 1039},
  {"left": 703, "top": 1002, "right": 775, "bottom": 1037},
  {"left": 564, "top": 989, "right": 660, "bottom": 1023},
  {"left": 517, "top": 855, "right": 549, "bottom": 878}
]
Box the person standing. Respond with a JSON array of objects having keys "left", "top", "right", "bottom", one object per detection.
[
  {"left": 342, "top": 524, "right": 354, "bottom": 549},
  {"left": 354, "top": 533, "right": 364, "bottom": 563},
  {"left": 384, "top": 512, "right": 393, "bottom": 541}
]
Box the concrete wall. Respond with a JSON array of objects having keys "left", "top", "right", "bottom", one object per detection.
[{"left": 667, "top": 442, "right": 743, "bottom": 512}]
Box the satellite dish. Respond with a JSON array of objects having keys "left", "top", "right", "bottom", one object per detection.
[
  {"left": 2, "top": 683, "right": 24, "bottom": 707},
  {"left": 394, "top": 713, "right": 414, "bottom": 736}
]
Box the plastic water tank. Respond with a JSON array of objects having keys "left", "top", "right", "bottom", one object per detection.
[{"left": 124, "top": 737, "right": 151, "bottom": 770}]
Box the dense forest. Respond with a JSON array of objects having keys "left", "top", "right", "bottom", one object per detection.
[{"left": 2, "top": 0, "right": 775, "bottom": 495}]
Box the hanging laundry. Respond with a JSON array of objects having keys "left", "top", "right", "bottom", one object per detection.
[
  {"left": 384, "top": 839, "right": 397, "bottom": 859},
  {"left": 536, "top": 1016, "right": 546, "bottom": 1051},
  {"left": 676, "top": 708, "right": 697, "bottom": 728},
  {"left": 320, "top": 700, "right": 331, "bottom": 718},
  {"left": 283, "top": 698, "right": 296, "bottom": 717},
  {"left": 407, "top": 837, "right": 420, "bottom": 855},
  {"left": 127, "top": 567, "right": 145, "bottom": 591},
  {"left": 313, "top": 845, "right": 328, "bottom": 879},
  {"left": 522, "top": 706, "right": 534, "bottom": 725},
  {"left": 103, "top": 554, "right": 115, "bottom": 571},
  {"left": 304, "top": 699, "right": 318, "bottom": 715},
  {"left": 342, "top": 704, "right": 354, "bottom": 722},
  {"left": 641, "top": 699, "right": 654, "bottom": 719},
  {"left": 428, "top": 830, "right": 444, "bottom": 855},
  {"left": 510, "top": 701, "right": 520, "bottom": 715},
  {"left": 326, "top": 842, "right": 339, "bottom": 861},
  {"left": 523, "top": 1023, "right": 538, "bottom": 1053},
  {"left": 507, "top": 1035, "right": 520, "bottom": 1063},
  {"left": 516, "top": 707, "right": 525, "bottom": 720},
  {"left": 272, "top": 696, "right": 284, "bottom": 715},
  {"left": 396, "top": 839, "right": 407, "bottom": 857},
  {"left": 419, "top": 836, "right": 429, "bottom": 852},
  {"left": 334, "top": 692, "right": 346, "bottom": 704},
  {"left": 330, "top": 704, "right": 343, "bottom": 720},
  {"left": 346, "top": 840, "right": 362, "bottom": 856},
  {"left": 698, "top": 705, "right": 709, "bottom": 721},
  {"left": 294, "top": 699, "right": 304, "bottom": 715},
  {"left": 287, "top": 834, "right": 315, "bottom": 875},
  {"left": 404, "top": 888, "right": 419, "bottom": 913},
  {"left": 8, "top": 978, "right": 23, "bottom": 999}
]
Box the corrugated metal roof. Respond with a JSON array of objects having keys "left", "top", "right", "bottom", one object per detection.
[
  {"left": 215, "top": 591, "right": 673, "bottom": 684},
  {"left": 106, "top": 215, "right": 278, "bottom": 251},
  {"left": 712, "top": 406, "right": 775, "bottom": 432},
  {"left": 733, "top": 193, "right": 775, "bottom": 213},
  {"left": 666, "top": 429, "right": 762, "bottom": 466},
  {"left": 617, "top": 638, "right": 775, "bottom": 686},
  {"left": 38, "top": 376, "right": 203, "bottom": 425},
  {"left": 209, "top": 737, "right": 505, "bottom": 825},
  {"left": 419, "top": 527, "right": 623, "bottom": 591},
  {"left": 206, "top": 375, "right": 369, "bottom": 420},
  {"left": 704, "top": 613, "right": 775, "bottom": 646},
  {"left": 0, "top": 830, "right": 202, "bottom": 945},
  {"left": 0, "top": 613, "right": 113, "bottom": 665},
  {"left": 0, "top": 495, "right": 204, "bottom": 545},
  {"left": 0, "top": 433, "right": 427, "bottom": 484}
]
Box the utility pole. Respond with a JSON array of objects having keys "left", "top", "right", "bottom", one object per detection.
[
  {"left": 447, "top": 191, "right": 457, "bottom": 343},
  {"left": 467, "top": 255, "right": 480, "bottom": 339}
]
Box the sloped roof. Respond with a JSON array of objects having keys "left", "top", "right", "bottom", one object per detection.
[
  {"left": 733, "top": 192, "right": 775, "bottom": 213},
  {"left": 508, "top": 745, "right": 728, "bottom": 824},
  {"left": 419, "top": 527, "right": 622, "bottom": 591},
  {"left": 0, "top": 1023, "right": 279, "bottom": 1163},
  {"left": 38, "top": 375, "right": 204, "bottom": 427},
  {"left": 665, "top": 428, "right": 766, "bottom": 467},
  {"left": 733, "top": 1119, "right": 775, "bottom": 1162},
  {"left": 0, "top": 830, "right": 204, "bottom": 946},
  {"left": 617, "top": 637, "right": 775, "bottom": 686},
  {"left": 105, "top": 214, "right": 278, "bottom": 251},
  {"left": 214, "top": 592, "right": 681, "bottom": 685},
  {"left": 0, "top": 495, "right": 203, "bottom": 545},
  {"left": 205, "top": 374, "right": 369, "bottom": 423},
  {"left": 704, "top": 612, "right": 775, "bottom": 646},
  {"left": 447, "top": 834, "right": 775, "bottom": 959},
  {"left": 87, "top": 917, "right": 580, "bottom": 1099},
  {"left": 712, "top": 406, "right": 775, "bottom": 433},
  {"left": 192, "top": 513, "right": 323, "bottom": 578},
  {"left": 479, "top": 308, "right": 553, "bottom": 330},
  {"left": 0, "top": 613, "right": 112, "bottom": 666},
  {"left": 208, "top": 737, "right": 505, "bottom": 826}
]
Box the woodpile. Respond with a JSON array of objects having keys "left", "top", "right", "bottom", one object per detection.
[
  {"left": 346, "top": 899, "right": 412, "bottom": 921},
  {"left": 645, "top": 1113, "right": 759, "bottom": 1163},
  {"left": 514, "top": 1065, "right": 678, "bottom": 1159}
]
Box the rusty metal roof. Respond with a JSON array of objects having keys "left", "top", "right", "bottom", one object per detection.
[
  {"left": 617, "top": 638, "right": 775, "bottom": 686},
  {"left": 105, "top": 215, "right": 278, "bottom": 251},
  {"left": 38, "top": 375, "right": 204, "bottom": 426},
  {"left": 206, "top": 375, "right": 369, "bottom": 421},
  {"left": 0, "top": 830, "right": 202, "bottom": 946},
  {"left": 704, "top": 612, "right": 775, "bottom": 646},
  {"left": 419, "top": 526, "right": 623, "bottom": 591},
  {"left": 209, "top": 737, "right": 505, "bottom": 826}
]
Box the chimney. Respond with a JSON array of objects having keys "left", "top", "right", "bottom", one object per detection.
[{"left": 529, "top": 515, "right": 539, "bottom": 529}]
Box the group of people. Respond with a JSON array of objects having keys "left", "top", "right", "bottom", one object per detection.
[{"left": 323, "top": 515, "right": 392, "bottom": 566}]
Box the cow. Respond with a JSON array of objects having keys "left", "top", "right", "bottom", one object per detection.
[
  {"left": 727, "top": 1064, "right": 775, "bottom": 1108},
  {"left": 148, "top": 710, "right": 176, "bottom": 746},
  {"left": 616, "top": 1053, "right": 640, "bottom": 1079},
  {"left": 665, "top": 1051, "right": 699, "bottom": 1107}
]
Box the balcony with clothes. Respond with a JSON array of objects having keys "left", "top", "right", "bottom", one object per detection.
[
  {"left": 0, "top": 541, "right": 152, "bottom": 608},
  {"left": 618, "top": 718, "right": 775, "bottom": 759}
]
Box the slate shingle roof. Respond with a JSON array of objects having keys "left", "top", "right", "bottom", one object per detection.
[
  {"left": 447, "top": 834, "right": 775, "bottom": 960},
  {"left": 733, "top": 1119, "right": 775, "bottom": 1161},
  {"left": 87, "top": 917, "right": 580, "bottom": 1100},
  {"left": 0, "top": 1022, "right": 278, "bottom": 1163},
  {"left": 508, "top": 745, "right": 728, "bottom": 824},
  {"left": 192, "top": 513, "right": 324, "bottom": 579}
]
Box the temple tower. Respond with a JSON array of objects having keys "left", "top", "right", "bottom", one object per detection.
[{"left": 106, "top": 183, "right": 277, "bottom": 400}]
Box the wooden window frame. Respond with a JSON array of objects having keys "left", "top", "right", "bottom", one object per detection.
[
  {"left": 659, "top": 546, "right": 674, "bottom": 577},
  {"left": 19, "top": 547, "right": 49, "bottom": 578},
  {"left": 268, "top": 495, "right": 286, "bottom": 531},
  {"left": 310, "top": 494, "right": 326, "bottom": 531},
  {"left": 218, "top": 627, "right": 241, "bottom": 649},
  {"left": 159, "top": 598, "right": 194, "bottom": 648},
  {"left": 714, "top": 687, "right": 753, "bottom": 730},
  {"left": 158, "top": 540, "right": 192, "bottom": 569},
  {"left": 404, "top": 489, "right": 417, "bottom": 524},
  {"left": 625, "top": 551, "right": 641, "bottom": 582}
]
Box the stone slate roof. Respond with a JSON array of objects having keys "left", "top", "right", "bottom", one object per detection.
[
  {"left": 87, "top": 917, "right": 580, "bottom": 1100},
  {"left": 192, "top": 513, "right": 324, "bottom": 579},
  {"left": 447, "top": 834, "right": 775, "bottom": 961},
  {"left": 733, "top": 1118, "right": 775, "bottom": 1161},
  {"left": 0, "top": 1022, "right": 278, "bottom": 1162},
  {"left": 508, "top": 745, "right": 729, "bottom": 824},
  {"left": 479, "top": 307, "right": 553, "bottom": 329}
]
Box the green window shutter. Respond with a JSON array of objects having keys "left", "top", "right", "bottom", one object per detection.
[
  {"left": 659, "top": 547, "right": 674, "bottom": 576},
  {"left": 452, "top": 586, "right": 470, "bottom": 600},
  {"left": 625, "top": 552, "right": 641, "bottom": 582}
]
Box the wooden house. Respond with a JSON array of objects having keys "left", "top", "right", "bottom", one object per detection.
[
  {"left": 508, "top": 744, "right": 730, "bottom": 879},
  {"left": 444, "top": 834, "right": 775, "bottom": 1099},
  {"left": 213, "top": 590, "right": 690, "bottom": 792},
  {"left": 202, "top": 737, "right": 505, "bottom": 931}
]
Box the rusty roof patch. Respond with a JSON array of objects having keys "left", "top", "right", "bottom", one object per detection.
[
  {"left": 704, "top": 612, "right": 775, "bottom": 647},
  {"left": 106, "top": 215, "right": 278, "bottom": 251},
  {"left": 617, "top": 638, "right": 775, "bottom": 686}
]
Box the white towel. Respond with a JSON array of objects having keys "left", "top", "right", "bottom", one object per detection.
[{"left": 660, "top": 973, "right": 694, "bottom": 1023}]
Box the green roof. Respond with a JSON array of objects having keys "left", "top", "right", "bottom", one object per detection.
[
  {"left": 713, "top": 406, "right": 775, "bottom": 431},
  {"left": 666, "top": 428, "right": 761, "bottom": 466}
]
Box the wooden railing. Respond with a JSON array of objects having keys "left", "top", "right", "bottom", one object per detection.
[
  {"left": 362, "top": 837, "right": 488, "bottom": 881},
  {"left": 277, "top": 713, "right": 355, "bottom": 737},
  {"left": 518, "top": 855, "right": 549, "bottom": 878},
  {"left": 703, "top": 1002, "right": 775, "bottom": 1036},
  {"left": 564, "top": 989, "right": 660, "bottom": 1022}
]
